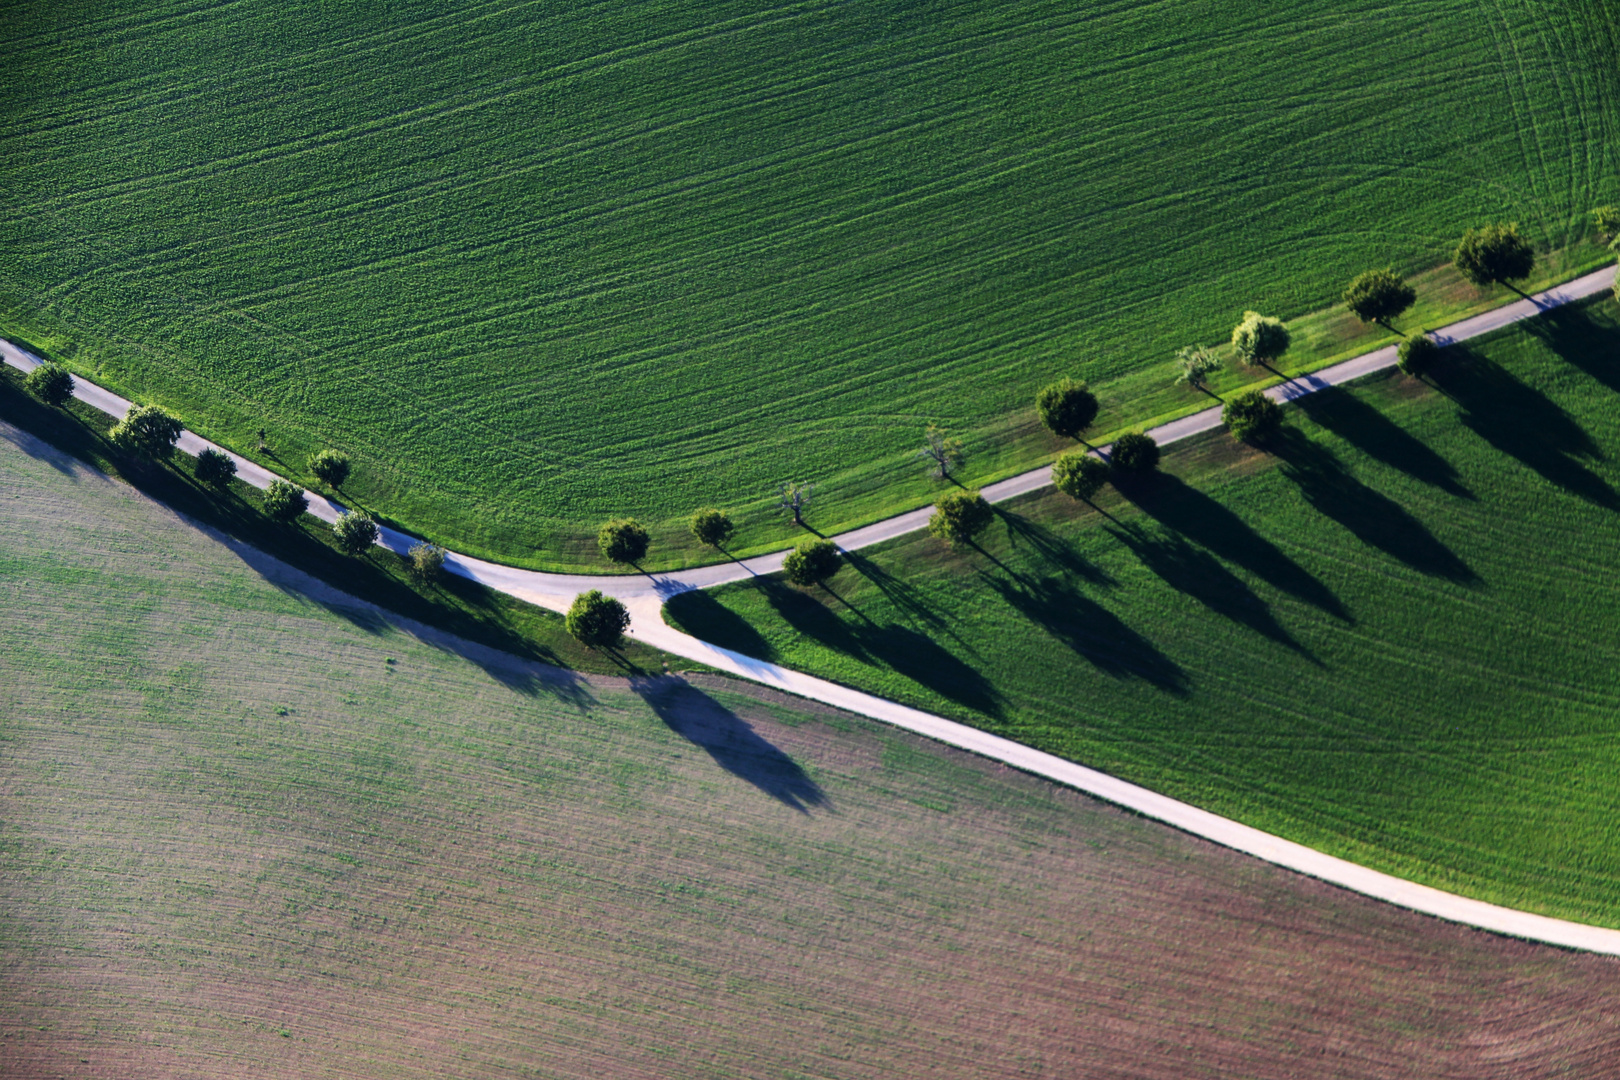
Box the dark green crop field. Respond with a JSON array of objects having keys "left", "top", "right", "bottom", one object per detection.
[
  {"left": 669, "top": 297, "right": 1620, "bottom": 926},
  {"left": 3, "top": 0, "right": 1617, "bottom": 568}
]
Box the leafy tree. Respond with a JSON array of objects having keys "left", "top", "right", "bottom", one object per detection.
[
  {"left": 23, "top": 362, "right": 73, "bottom": 407},
  {"left": 779, "top": 481, "right": 815, "bottom": 526},
  {"left": 1454, "top": 223, "right": 1535, "bottom": 288},
  {"left": 333, "top": 510, "right": 379, "bottom": 556},
  {"left": 1051, "top": 450, "right": 1109, "bottom": 503},
  {"left": 261, "top": 479, "right": 308, "bottom": 522},
  {"left": 1222, "top": 390, "right": 1283, "bottom": 443},
  {"left": 783, "top": 538, "right": 840, "bottom": 587},
  {"left": 1592, "top": 206, "right": 1620, "bottom": 240},
  {"left": 1396, "top": 334, "right": 1441, "bottom": 378},
  {"left": 1035, "top": 378, "right": 1099, "bottom": 440},
  {"left": 918, "top": 423, "right": 965, "bottom": 479},
  {"left": 1174, "top": 345, "right": 1221, "bottom": 396},
  {"left": 928, "top": 490, "right": 993, "bottom": 547},
  {"left": 407, "top": 542, "right": 446, "bottom": 582},
  {"left": 566, "top": 589, "right": 630, "bottom": 648},
  {"left": 690, "top": 506, "right": 735, "bottom": 548},
  {"left": 194, "top": 447, "right": 237, "bottom": 487},
  {"left": 597, "top": 518, "right": 650, "bottom": 564},
  {"left": 1343, "top": 267, "right": 1417, "bottom": 326},
  {"left": 1230, "top": 311, "right": 1291, "bottom": 369},
  {"left": 110, "top": 403, "right": 183, "bottom": 462},
  {"left": 1109, "top": 431, "right": 1160, "bottom": 476},
  {"left": 309, "top": 448, "right": 351, "bottom": 489}
]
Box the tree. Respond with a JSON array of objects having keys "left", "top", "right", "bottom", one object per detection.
[
  {"left": 109, "top": 403, "right": 184, "bottom": 463},
  {"left": 407, "top": 542, "right": 446, "bottom": 582},
  {"left": 566, "top": 589, "right": 630, "bottom": 648},
  {"left": 1230, "top": 311, "right": 1291, "bottom": 369},
  {"left": 261, "top": 479, "right": 308, "bottom": 522},
  {"left": 332, "top": 510, "right": 379, "bottom": 556},
  {"left": 1396, "top": 334, "right": 1441, "bottom": 378},
  {"left": 783, "top": 538, "right": 841, "bottom": 587},
  {"left": 1109, "top": 431, "right": 1160, "bottom": 476},
  {"left": 917, "top": 423, "right": 965, "bottom": 479},
  {"left": 928, "top": 490, "right": 993, "bottom": 547},
  {"left": 1454, "top": 223, "right": 1535, "bottom": 288},
  {"left": 1174, "top": 345, "right": 1221, "bottom": 397},
  {"left": 1035, "top": 378, "right": 1099, "bottom": 440},
  {"left": 689, "top": 507, "right": 735, "bottom": 548},
  {"left": 1222, "top": 390, "right": 1283, "bottom": 443},
  {"left": 779, "top": 481, "right": 815, "bottom": 527},
  {"left": 1592, "top": 206, "right": 1620, "bottom": 241},
  {"left": 597, "top": 518, "right": 649, "bottom": 565},
  {"left": 309, "top": 449, "right": 351, "bottom": 489},
  {"left": 1343, "top": 267, "right": 1417, "bottom": 326},
  {"left": 23, "top": 362, "right": 73, "bottom": 407},
  {"left": 194, "top": 447, "right": 237, "bottom": 487},
  {"left": 1051, "top": 450, "right": 1109, "bottom": 503}
]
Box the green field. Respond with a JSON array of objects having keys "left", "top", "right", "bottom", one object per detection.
[
  {"left": 669, "top": 297, "right": 1620, "bottom": 926},
  {"left": 3, "top": 0, "right": 1617, "bottom": 568}
]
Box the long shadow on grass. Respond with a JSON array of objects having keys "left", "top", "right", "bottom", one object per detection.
[
  {"left": 630, "top": 676, "right": 828, "bottom": 813},
  {"left": 1519, "top": 301, "right": 1620, "bottom": 398},
  {"left": 1294, "top": 384, "right": 1472, "bottom": 498},
  {"left": 1115, "top": 473, "right": 1351, "bottom": 622},
  {"left": 855, "top": 622, "right": 1006, "bottom": 718},
  {"left": 664, "top": 589, "right": 778, "bottom": 660},
  {"left": 1271, "top": 431, "right": 1479, "bottom": 585},
  {"left": 1107, "top": 522, "right": 1316, "bottom": 660},
  {"left": 980, "top": 569, "right": 1190, "bottom": 696},
  {"left": 1432, "top": 349, "right": 1619, "bottom": 510},
  {"left": 994, "top": 507, "right": 1112, "bottom": 586}
]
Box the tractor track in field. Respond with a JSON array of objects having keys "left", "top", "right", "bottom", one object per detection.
[{"left": 4, "top": 262, "right": 1618, "bottom": 954}]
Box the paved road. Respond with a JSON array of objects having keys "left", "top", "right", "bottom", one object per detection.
[{"left": 5, "top": 262, "right": 1620, "bottom": 954}]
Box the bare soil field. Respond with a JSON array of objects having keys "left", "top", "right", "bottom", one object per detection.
[{"left": 2, "top": 423, "right": 1618, "bottom": 1079}]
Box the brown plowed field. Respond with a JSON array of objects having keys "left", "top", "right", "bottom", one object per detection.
[{"left": 2, "top": 420, "right": 1618, "bottom": 1079}]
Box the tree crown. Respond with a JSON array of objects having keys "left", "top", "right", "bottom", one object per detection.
[
  {"left": 1454, "top": 223, "right": 1535, "bottom": 286},
  {"left": 566, "top": 590, "right": 630, "bottom": 648},
  {"left": 110, "top": 403, "right": 183, "bottom": 460},
  {"left": 261, "top": 479, "right": 308, "bottom": 522},
  {"left": 1222, "top": 390, "right": 1283, "bottom": 443},
  {"left": 1396, "top": 334, "right": 1441, "bottom": 377},
  {"left": 1343, "top": 267, "right": 1417, "bottom": 325},
  {"left": 309, "top": 449, "right": 351, "bottom": 488},
  {"left": 1051, "top": 450, "right": 1109, "bottom": 503},
  {"left": 1035, "top": 378, "right": 1099, "bottom": 439},
  {"left": 1174, "top": 345, "right": 1221, "bottom": 390},
  {"left": 24, "top": 362, "right": 73, "bottom": 407},
  {"left": 407, "top": 542, "right": 446, "bottom": 582},
  {"left": 783, "top": 538, "right": 841, "bottom": 586},
  {"left": 1109, "top": 431, "right": 1160, "bottom": 475},
  {"left": 928, "top": 490, "right": 993, "bottom": 547},
  {"left": 195, "top": 447, "right": 237, "bottom": 487},
  {"left": 597, "top": 518, "right": 650, "bottom": 564},
  {"left": 689, "top": 507, "right": 735, "bottom": 548},
  {"left": 332, "top": 510, "right": 379, "bottom": 556},
  {"left": 1230, "top": 312, "right": 1291, "bottom": 367}
]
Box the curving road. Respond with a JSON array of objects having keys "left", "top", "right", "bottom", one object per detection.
[{"left": 5, "top": 262, "right": 1619, "bottom": 954}]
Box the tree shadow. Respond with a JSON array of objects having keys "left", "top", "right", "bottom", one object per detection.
[
  {"left": 1271, "top": 431, "right": 1479, "bottom": 584},
  {"left": 663, "top": 589, "right": 777, "bottom": 660},
  {"left": 994, "top": 507, "right": 1112, "bottom": 586},
  {"left": 1432, "top": 349, "right": 1619, "bottom": 510},
  {"left": 761, "top": 579, "right": 870, "bottom": 660},
  {"left": 1294, "top": 384, "right": 1472, "bottom": 498},
  {"left": 855, "top": 622, "right": 1007, "bottom": 718},
  {"left": 1106, "top": 522, "right": 1316, "bottom": 660},
  {"left": 843, "top": 551, "right": 950, "bottom": 632},
  {"left": 1118, "top": 474, "right": 1351, "bottom": 622},
  {"left": 629, "top": 676, "right": 828, "bottom": 813},
  {"left": 979, "top": 570, "right": 1190, "bottom": 695},
  {"left": 1520, "top": 303, "right": 1620, "bottom": 397}
]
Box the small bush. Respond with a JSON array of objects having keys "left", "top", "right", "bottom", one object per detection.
[
  {"left": 1035, "top": 378, "right": 1099, "bottom": 439},
  {"left": 309, "top": 449, "right": 351, "bottom": 489},
  {"left": 690, "top": 507, "right": 735, "bottom": 548},
  {"left": 1109, "top": 431, "right": 1160, "bottom": 476},
  {"left": 407, "top": 542, "right": 446, "bottom": 582},
  {"left": 332, "top": 510, "right": 379, "bottom": 556},
  {"left": 261, "top": 479, "right": 309, "bottom": 523},
  {"left": 783, "top": 538, "right": 841, "bottom": 586},
  {"left": 1051, "top": 450, "right": 1109, "bottom": 502},
  {"left": 598, "top": 518, "right": 650, "bottom": 564},
  {"left": 566, "top": 589, "right": 630, "bottom": 648},
  {"left": 23, "top": 362, "right": 73, "bottom": 407},
  {"left": 1397, "top": 334, "right": 1441, "bottom": 378},
  {"left": 109, "top": 403, "right": 183, "bottom": 461},
  {"left": 1222, "top": 390, "right": 1283, "bottom": 443},
  {"left": 1230, "top": 311, "right": 1291, "bottom": 368},
  {"left": 194, "top": 447, "right": 237, "bottom": 487},
  {"left": 1343, "top": 267, "right": 1417, "bottom": 325},
  {"left": 928, "top": 490, "right": 993, "bottom": 547},
  {"left": 1454, "top": 223, "right": 1535, "bottom": 287}
]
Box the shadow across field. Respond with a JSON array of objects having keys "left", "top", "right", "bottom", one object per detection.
[
  {"left": 1433, "top": 349, "right": 1619, "bottom": 510},
  {"left": 1520, "top": 301, "right": 1620, "bottom": 397},
  {"left": 1272, "top": 431, "right": 1478, "bottom": 584},
  {"left": 1295, "top": 384, "right": 1472, "bottom": 498},
  {"left": 630, "top": 676, "right": 828, "bottom": 813}
]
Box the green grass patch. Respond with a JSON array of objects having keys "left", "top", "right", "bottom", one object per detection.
[
  {"left": 2, "top": 1, "right": 1617, "bottom": 569},
  {"left": 0, "top": 364, "right": 676, "bottom": 677},
  {"left": 670, "top": 295, "right": 1620, "bottom": 926}
]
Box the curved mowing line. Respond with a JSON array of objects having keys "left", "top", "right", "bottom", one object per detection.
[{"left": 5, "top": 263, "right": 1619, "bottom": 953}]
